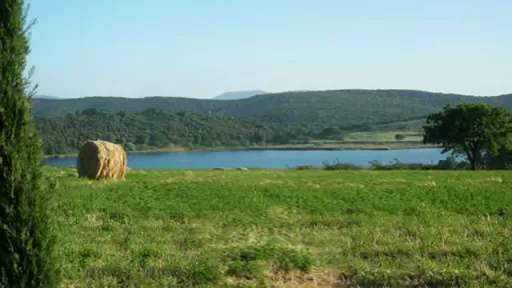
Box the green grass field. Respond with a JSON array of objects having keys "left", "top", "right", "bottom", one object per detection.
[
  {"left": 309, "top": 131, "right": 423, "bottom": 145},
  {"left": 372, "top": 119, "right": 427, "bottom": 132},
  {"left": 48, "top": 167, "right": 512, "bottom": 287},
  {"left": 342, "top": 131, "right": 423, "bottom": 142}
]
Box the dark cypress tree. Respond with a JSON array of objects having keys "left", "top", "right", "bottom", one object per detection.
[{"left": 0, "top": 1, "right": 59, "bottom": 287}]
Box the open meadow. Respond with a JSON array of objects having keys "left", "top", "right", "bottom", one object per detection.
[
  {"left": 342, "top": 131, "right": 422, "bottom": 143},
  {"left": 47, "top": 167, "right": 512, "bottom": 287}
]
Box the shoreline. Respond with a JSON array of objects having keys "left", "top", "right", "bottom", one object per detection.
[{"left": 43, "top": 142, "right": 441, "bottom": 159}]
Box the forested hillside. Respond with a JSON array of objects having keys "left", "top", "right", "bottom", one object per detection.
[
  {"left": 31, "top": 89, "right": 512, "bottom": 130},
  {"left": 35, "top": 109, "right": 310, "bottom": 155}
]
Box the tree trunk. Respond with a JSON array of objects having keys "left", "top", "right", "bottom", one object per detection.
[
  {"left": 466, "top": 151, "right": 477, "bottom": 170},
  {"left": 472, "top": 149, "right": 482, "bottom": 170},
  {"left": 470, "top": 159, "right": 477, "bottom": 170}
]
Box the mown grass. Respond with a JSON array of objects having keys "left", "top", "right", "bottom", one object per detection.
[{"left": 47, "top": 167, "right": 512, "bottom": 287}]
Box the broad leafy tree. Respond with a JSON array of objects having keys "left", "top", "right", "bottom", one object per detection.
[
  {"left": 423, "top": 103, "right": 511, "bottom": 170},
  {"left": 0, "top": 1, "right": 59, "bottom": 287},
  {"left": 483, "top": 146, "right": 512, "bottom": 170}
]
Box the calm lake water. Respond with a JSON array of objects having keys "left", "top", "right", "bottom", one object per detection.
[{"left": 42, "top": 148, "right": 449, "bottom": 169}]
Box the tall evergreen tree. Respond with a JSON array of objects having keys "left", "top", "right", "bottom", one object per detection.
[{"left": 0, "top": 1, "right": 59, "bottom": 287}]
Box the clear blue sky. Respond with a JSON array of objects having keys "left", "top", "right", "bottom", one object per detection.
[{"left": 27, "top": 0, "right": 511, "bottom": 99}]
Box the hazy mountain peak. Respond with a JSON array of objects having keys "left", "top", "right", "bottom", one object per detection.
[
  {"left": 213, "top": 90, "right": 268, "bottom": 100},
  {"left": 32, "top": 95, "right": 60, "bottom": 99}
]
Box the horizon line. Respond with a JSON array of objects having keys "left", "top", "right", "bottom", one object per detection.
[{"left": 33, "top": 88, "right": 512, "bottom": 100}]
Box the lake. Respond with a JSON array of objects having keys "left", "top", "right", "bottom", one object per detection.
[{"left": 42, "top": 148, "right": 450, "bottom": 169}]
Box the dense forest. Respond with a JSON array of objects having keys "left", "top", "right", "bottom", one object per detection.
[
  {"left": 35, "top": 109, "right": 313, "bottom": 155},
  {"left": 32, "top": 89, "right": 512, "bottom": 130}
]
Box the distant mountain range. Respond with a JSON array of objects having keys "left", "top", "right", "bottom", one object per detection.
[
  {"left": 29, "top": 89, "right": 512, "bottom": 131},
  {"left": 32, "top": 95, "right": 60, "bottom": 100},
  {"left": 213, "top": 90, "right": 268, "bottom": 100},
  {"left": 32, "top": 91, "right": 268, "bottom": 101}
]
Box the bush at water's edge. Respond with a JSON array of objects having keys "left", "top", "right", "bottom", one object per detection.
[{"left": 291, "top": 156, "right": 470, "bottom": 171}]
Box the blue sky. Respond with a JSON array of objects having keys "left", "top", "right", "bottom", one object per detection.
[{"left": 27, "top": 0, "right": 511, "bottom": 98}]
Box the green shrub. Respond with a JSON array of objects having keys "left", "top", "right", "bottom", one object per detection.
[
  {"left": 0, "top": 1, "right": 59, "bottom": 286},
  {"left": 395, "top": 134, "right": 406, "bottom": 140},
  {"left": 322, "top": 160, "right": 363, "bottom": 170}
]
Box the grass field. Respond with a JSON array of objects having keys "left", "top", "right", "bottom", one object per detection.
[
  {"left": 372, "top": 119, "right": 427, "bottom": 132},
  {"left": 48, "top": 167, "right": 512, "bottom": 287},
  {"left": 342, "top": 131, "right": 423, "bottom": 142},
  {"left": 308, "top": 131, "right": 423, "bottom": 145}
]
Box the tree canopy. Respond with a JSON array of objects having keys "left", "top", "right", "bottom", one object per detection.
[
  {"left": 35, "top": 109, "right": 313, "bottom": 155},
  {"left": 423, "top": 103, "right": 512, "bottom": 170}
]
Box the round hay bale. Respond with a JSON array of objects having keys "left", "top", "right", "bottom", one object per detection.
[
  {"left": 76, "top": 140, "right": 127, "bottom": 180},
  {"left": 236, "top": 167, "right": 249, "bottom": 171}
]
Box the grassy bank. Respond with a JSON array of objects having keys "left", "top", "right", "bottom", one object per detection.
[
  {"left": 342, "top": 131, "right": 422, "bottom": 142},
  {"left": 48, "top": 167, "right": 512, "bottom": 287},
  {"left": 43, "top": 142, "right": 440, "bottom": 159}
]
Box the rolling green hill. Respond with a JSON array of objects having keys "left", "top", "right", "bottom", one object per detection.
[{"left": 32, "top": 89, "right": 512, "bottom": 130}]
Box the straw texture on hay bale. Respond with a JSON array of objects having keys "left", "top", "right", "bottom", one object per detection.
[{"left": 76, "top": 140, "right": 127, "bottom": 180}]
